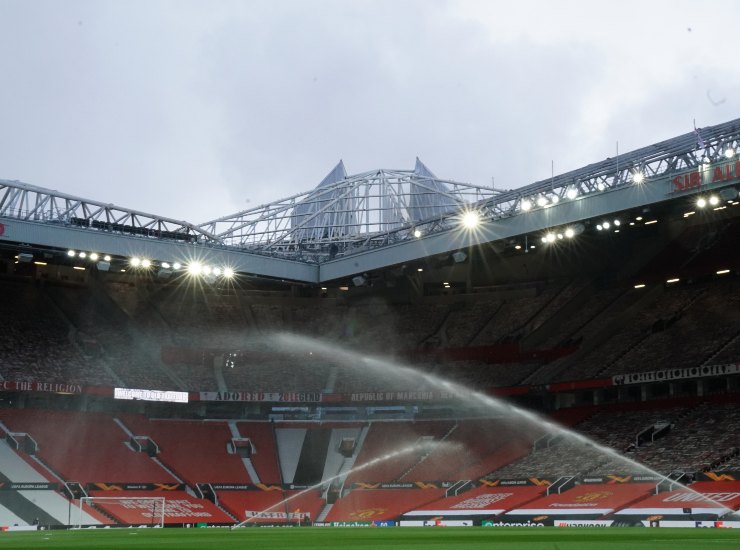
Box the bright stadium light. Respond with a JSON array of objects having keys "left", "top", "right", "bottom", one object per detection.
[
  {"left": 461, "top": 211, "right": 480, "bottom": 229},
  {"left": 613, "top": 219, "right": 621, "bottom": 226},
  {"left": 413, "top": 229, "right": 422, "bottom": 238},
  {"left": 536, "top": 196, "right": 548, "bottom": 207},
  {"left": 213, "top": 267, "right": 222, "bottom": 276},
  {"left": 709, "top": 195, "right": 720, "bottom": 206},
  {"left": 89, "top": 253, "right": 99, "bottom": 261},
  {"left": 566, "top": 187, "right": 578, "bottom": 200},
  {"left": 597, "top": 182, "right": 606, "bottom": 191},
  {"left": 173, "top": 262, "right": 182, "bottom": 270},
  {"left": 596, "top": 224, "right": 603, "bottom": 231},
  {"left": 203, "top": 265, "right": 212, "bottom": 275},
  {"left": 550, "top": 195, "right": 559, "bottom": 204},
  {"left": 79, "top": 251, "right": 87, "bottom": 259},
  {"left": 541, "top": 236, "right": 548, "bottom": 244},
  {"left": 725, "top": 147, "right": 735, "bottom": 159},
  {"left": 521, "top": 199, "right": 532, "bottom": 211},
  {"left": 67, "top": 249, "right": 76, "bottom": 257},
  {"left": 188, "top": 262, "right": 202, "bottom": 275},
  {"left": 130, "top": 257, "right": 142, "bottom": 267},
  {"left": 564, "top": 228, "right": 575, "bottom": 238},
  {"left": 104, "top": 255, "right": 111, "bottom": 262},
  {"left": 602, "top": 221, "right": 611, "bottom": 230},
  {"left": 697, "top": 197, "right": 707, "bottom": 208},
  {"left": 223, "top": 267, "right": 235, "bottom": 278},
  {"left": 633, "top": 171, "right": 645, "bottom": 184},
  {"left": 546, "top": 233, "right": 556, "bottom": 243},
  {"left": 141, "top": 259, "right": 151, "bottom": 268},
  {"left": 162, "top": 262, "right": 171, "bottom": 269}
]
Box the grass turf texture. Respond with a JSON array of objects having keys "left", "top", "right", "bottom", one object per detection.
[{"left": 2, "top": 527, "right": 739, "bottom": 549}]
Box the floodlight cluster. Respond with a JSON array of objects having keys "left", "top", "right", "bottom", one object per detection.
[{"left": 67, "top": 250, "right": 112, "bottom": 263}]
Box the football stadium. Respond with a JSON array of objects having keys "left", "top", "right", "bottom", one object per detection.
[{"left": 0, "top": 118, "right": 739, "bottom": 550}]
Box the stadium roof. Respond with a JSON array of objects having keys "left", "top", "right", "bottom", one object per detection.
[{"left": 1, "top": 117, "right": 739, "bottom": 284}]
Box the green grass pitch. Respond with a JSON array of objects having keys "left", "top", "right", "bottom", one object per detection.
[{"left": 1, "top": 526, "right": 739, "bottom": 549}]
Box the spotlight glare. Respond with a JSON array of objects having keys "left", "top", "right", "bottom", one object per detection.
[
  {"left": 564, "top": 228, "right": 575, "bottom": 238},
  {"left": 546, "top": 233, "right": 556, "bottom": 243},
  {"left": 130, "top": 257, "right": 141, "bottom": 267},
  {"left": 514, "top": 244, "right": 522, "bottom": 250},
  {"left": 633, "top": 171, "right": 645, "bottom": 184},
  {"left": 213, "top": 267, "right": 222, "bottom": 276},
  {"left": 613, "top": 219, "right": 621, "bottom": 226},
  {"left": 141, "top": 259, "right": 151, "bottom": 268},
  {"left": 521, "top": 199, "right": 532, "bottom": 211},
  {"left": 203, "top": 265, "right": 212, "bottom": 275},
  {"left": 413, "top": 229, "right": 422, "bottom": 238},
  {"left": 79, "top": 252, "right": 87, "bottom": 259},
  {"left": 162, "top": 262, "right": 171, "bottom": 269},
  {"left": 597, "top": 182, "right": 606, "bottom": 191},
  {"left": 224, "top": 267, "right": 235, "bottom": 278},
  {"left": 89, "top": 253, "right": 99, "bottom": 261},
  {"left": 188, "top": 262, "right": 202, "bottom": 275},
  {"left": 550, "top": 195, "right": 559, "bottom": 204},
  {"left": 566, "top": 187, "right": 578, "bottom": 200},
  {"left": 67, "top": 250, "right": 76, "bottom": 257},
  {"left": 709, "top": 195, "right": 719, "bottom": 206},
  {"left": 602, "top": 221, "right": 610, "bottom": 230},
  {"left": 725, "top": 148, "right": 735, "bottom": 159},
  {"left": 537, "top": 196, "right": 548, "bottom": 207},
  {"left": 104, "top": 255, "right": 111, "bottom": 262},
  {"left": 461, "top": 211, "right": 480, "bottom": 229},
  {"left": 173, "top": 262, "right": 182, "bottom": 270},
  {"left": 541, "top": 236, "right": 548, "bottom": 244},
  {"left": 596, "top": 224, "right": 603, "bottom": 231}
]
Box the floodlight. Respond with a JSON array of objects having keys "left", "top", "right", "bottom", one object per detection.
[
  {"left": 223, "top": 267, "right": 235, "bottom": 278},
  {"left": 461, "top": 211, "right": 480, "bottom": 228},
  {"left": 597, "top": 183, "right": 606, "bottom": 191},
  {"left": 550, "top": 195, "right": 559, "bottom": 204},
  {"left": 633, "top": 171, "right": 645, "bottom": 184},
  {"left": 162, "top": 262, "right": 171, "bottom": 269},
  {"left": 141, "top": 259, "right": 151, "bottom": 268},
  {"left": 130, "top": 257, "right": 142, "bottom": 267},
  {"left": 566, "top": 187, "right": 578, "bottom": 200},
  {"left": 173, "top": 262, "right": 182, "bottom": 270},
  {"left": 79, "top": 252, "right": 87, "bottom": 259},
  {"left": 89, "top": 253, "right": 99, "bottom": 261},
  {"left": 613, "top": 219, "right": 621, "bottom": 226},
  {"left": 104, "top": 255, "right": 111, "bottom": 262},
  {"left": 213, "top": 267, "right": 222, "bottom": 276},
  {"left": 521, "top": 199, "right": 532, "bottom": 211},
  {"left": 709, "top": 195, "right": 719, "bottom": 206},
  {"left": 203, "top": 265, "right": 212, "bottom": 275},
  {"left": 634, "top": 283, "right": 646, "bottom": 289},
  {"left": 413, "top": 229, "right": 422, "bottom": 238},
  {"left": 546, "top": 233, "right": 556, "bottom": 243},
  {"left": 564, "top": 228, "right": 575, "bottom": 238},
  {"left": 596, "top": 224, "right": 603, "bottom": 231},
  {"left": 541, "top": 236, "right": 548, "bottom": 244},
  {"left": 602, "top": 221, "right": 611, "bottom": 230},
  {"left": 188, "top": 262, "right": 202, "bottom": 275},
  {"left": 536, "top": 196, "right": 548, "bottom": 207},
  {"left": 725, "top": 148, "right": 735, "bottom": 159},
  {"left": 67, "top": 250, "right": 76, "bottom": 257}
]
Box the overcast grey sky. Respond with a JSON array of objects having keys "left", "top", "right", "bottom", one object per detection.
[{"left": 1, "top": 0, "right": 738, "bottom": 224}]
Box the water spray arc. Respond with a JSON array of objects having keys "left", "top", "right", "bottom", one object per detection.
[
  {"left": 232, "top": 440, "right": 457, "bottom": 528},
  {"left": 265, "top": 333, "right": 737, "bottom": 521}
]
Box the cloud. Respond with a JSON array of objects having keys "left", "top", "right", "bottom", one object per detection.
[{"left": 0, "top": 0, "right": 738, "bottom": 224}]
